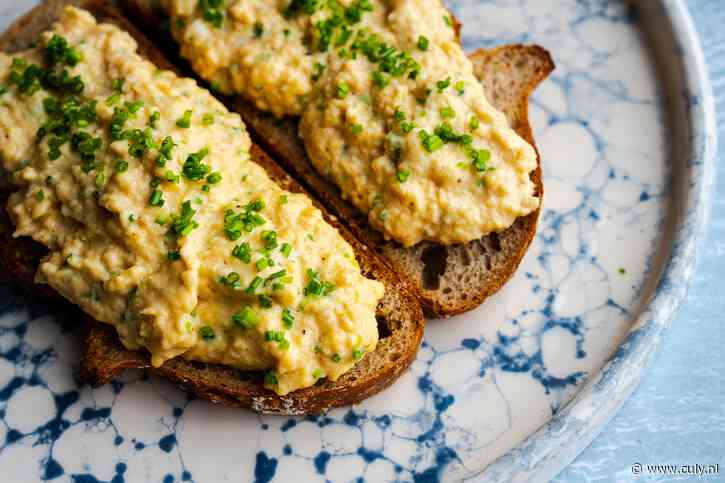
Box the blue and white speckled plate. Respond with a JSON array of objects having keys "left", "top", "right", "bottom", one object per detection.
[{"left": 0, "top": 0, "right": 716, "bottom": 482}]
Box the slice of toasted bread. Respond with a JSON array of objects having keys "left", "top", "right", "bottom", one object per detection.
[
  {"left": 0, "top": 0, "right": 424, "bottom": 415},
  {"left": 121, "top": 0, "right": 555, "bottom": 317}
]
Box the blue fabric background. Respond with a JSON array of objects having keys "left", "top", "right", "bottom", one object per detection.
[{"left": 555, "top": 1, "right": 725, "bottom": 480}]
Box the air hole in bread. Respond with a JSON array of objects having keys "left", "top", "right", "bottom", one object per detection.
[
  {"left": 489, "top": 232, "right": 502, "bottom": 252},
  {"left": 485, "top": 255, "right": 492, "bottom": 271},
  {"left": 420, "top": 245, "right": 447, "bottom": 290},
  {"left": 376, "top": 315, "right": 392, "bottom": 339},
  {"left": 460, "top": 249, "right": 472, "bottom": 266}
]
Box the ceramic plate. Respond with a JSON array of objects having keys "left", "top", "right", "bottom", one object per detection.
[{"left": 0, "top": 0, "right": 716, "bottom": 482}]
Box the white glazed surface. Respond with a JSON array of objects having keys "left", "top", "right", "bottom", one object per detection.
[{"left": 0, "top": 1, "right": 715, "bottom": 482}]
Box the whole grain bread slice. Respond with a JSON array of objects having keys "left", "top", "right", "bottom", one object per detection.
[
  {"left": 121, "top": 0, "right": 555, "bottom": 317},
  {"left": 0, "top": 0, "right": 424, "bottom": 415}
]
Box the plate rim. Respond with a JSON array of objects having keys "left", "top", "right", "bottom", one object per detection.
[{"left": 479, "top": 0, "right": 718, "bottom": 481}]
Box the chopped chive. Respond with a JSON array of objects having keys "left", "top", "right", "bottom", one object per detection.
[
  {"left": 259, "top": 294, "right": 273, "bottom": 308},
  {"left": 311, "top": 62, "right": 326, "bottom": 82},
  {"left": 149, "top": 189, "right": 165, "bottom": 207},
  {"left": 111, "top": 78, "right": 125, "bottom": 93},
  {"left": 436, "top": 77, "right": 451, "bottom": 92},
  {"left": 264, "top": 330, "right": 285, "bottom": 342},
  {"left": 417, "top": 35, "right": 429, "bottom": 51},
  {"left": 206, "top": 172, "right": 222, "bottom": 184},
  {"left": 304, "top": 269, "right": 336, "bottom": 297},
  {"left": 336, "top": 81, "right": 350, "bottom": 99},
  {"left": 115, "top": 160, "right": 129, "bottom": 172},
  {"left": 264, "top": 371, "right": 278, "bottom": 385},
  {"left": 282, "top": 308, "right": 294, "bottom": 329},
  {"left": 440, "top": 106, "right": 455, "bottom": 118},
  {"left": 199, "top": 326, "right": 215, "bottom": 340},
  {"left": 245, "top": 275, "right": 263, "bottom": 295},
  {"left": 253, "top": 21, "right": 264, "bottom": 38},
  {"left": 149, "top": 110, "right": 161, "bottom": 128},
  {"left": 280, "top": 243, "right": 292, "bottom": 258},
  {"left": 419, "top": 130, "right": 444, "bottom": 152},
  {"left": 176, "top": 110, "right": 192, "bottom": 128},
  {"left": 106, "top": 93, "right": 120, "bottom": 106},
  {"left": 266, "top": 269, "right": 287, "bottom": 282},
  {"left": 371, "top": 70, "right": 389, "bottom": 88},
  {"left": 472, "top": 149, "right": 491, "bottom": 172},
  {"left": 231, "top": 306, "right": 257, "bottom": 329},
  {"left": 219, "top": 271, "right": 242, "bottom": 289},
  {"left": 171, "top": 201, "right": 199, "bottom": 236},
  {"left": 232, "top": 242, "right": 252, "bottom": 263},
  {"left": 400, "top": 121, "right": 416, "bottom": 134},
  {"left": 126, "top": 100, "right": 144, "bottom": 114},
  {"left": 256, "top": 258, "right": 269, "bottom": 271},
  {"left": 261, "top": 230, "right": 278, "bottom": 250},
  {"left": 182, "top": 147, "right": 210, "bottom": 181},
  {"left": 164, "top": 170, "right": 180, "bottom": 183}
]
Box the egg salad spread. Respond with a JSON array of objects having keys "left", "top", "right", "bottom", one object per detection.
[
  {"left": 0, "top": 7, "right": 383, "bottom": 396},
  {"left": 163, "top": 0, "right": 541, "bottom": 247}
]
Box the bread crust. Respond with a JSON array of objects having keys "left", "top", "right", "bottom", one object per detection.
[
  {"left": 0, "top": 0, "right": 424, "bottom": 414},
  {"left": 120, "top": 0, "right": 555, "bottom": 317}
]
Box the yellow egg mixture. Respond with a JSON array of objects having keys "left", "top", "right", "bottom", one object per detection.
[
  {"left": 0, "top": 7, "right": 383, "bottom": 395},
  {"left": 164, "top": 0, "right": 540, "bottom": 247}
]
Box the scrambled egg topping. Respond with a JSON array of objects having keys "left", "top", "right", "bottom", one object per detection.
[
  {"left": 0, "top": 7, "right": 383, "bottom": 396},
  {"left": 164, "top": 0, "right": 540, "bottom": 246}
]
